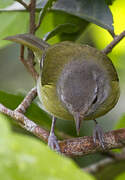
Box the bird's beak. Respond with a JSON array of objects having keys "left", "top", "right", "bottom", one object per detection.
[{"left": 73, "top": 112, "right": 84, "bottom": 136}]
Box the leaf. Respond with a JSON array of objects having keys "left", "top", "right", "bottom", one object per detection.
[
  {"left": 115, "top": 172, "right": 125, "bottom": 180},
  {"left": 37, "top": 0, "right": 57, "bottom": 27},
  {"left": 0, "top": 90, "right": 76, "bottom": 137},
  {"left": 114, "top": 114, "right": 125, "bottom": 129},
  {"left": 0, "top": 12, "right": 29, "bottom": 48},
  {"left": 36, "top": 10, "right": 88, "bottom": 44},
  {"left": 1, "top": 0, "right": 113, "bottom": 47},
  {"left": 51, "top": 11, "right": 88, "bottom": 42},
  {"left": 0, "top": 0, "right": 13, "bottom": 9},
  {"left": 0, "top": 90, "right": 51, "bottom": 128},
  {"left": 0, "top": 113, "right": 95, "bottom": 180},
  {"left": 105, "top": 0, "right": 116, "bottom": 5},
  {"left": 53, "top": 0, "right": 114, "bottom": 33},
  {"left": 1, "top": 0, "right": 114, "bottom": 33},
  {"left": 37, "top": 0, "right": 87, "bottom": 43},
  {"left": 43, "top": 23, "right": 79, "bottom": 41}
]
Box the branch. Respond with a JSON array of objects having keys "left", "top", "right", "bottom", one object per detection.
[
  {"left": 18, "top": 0, "right": 39, "bottom": 81},
  {"left": 0, "top": 102, "right": 125, "bottom": 156},
  {"left": 27, "top": 0, "right": 36, "bottom": 76},
  {"left": 0, "top": 103, "right": 49, "bottom": 142},
  {"left": 59, "top": 129, "right": 125, "bottom": 156},
  {"left": 20, "top": 45, "right": 38, "bottom": 81},
  {"left": 29, "top": 0, "right": 36, "bottom": 34},
  {"left": 15, "top": 87, "right": 37, "bottom": 113},
  {"left": 102, "top": 30, "right": 125, "bottom": 54},
  {"left": 17, "top": 0, "right": 39, "bottom": 81},
  {"left": 83, "top": 152, "right": 125, "bottom": 174},
  {"left": 15, "top": 0, "right": 29, "bottom": 10}
]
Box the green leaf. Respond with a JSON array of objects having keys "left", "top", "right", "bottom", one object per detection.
[
  {"left": 53, "top": 0, "right": 114, "bottom": 33},
  {"left": 37, "top": 0, "right": 57, "bottom": 26},
  {"left": 36, "top": 11, "right": 88, "bottom": 44},
  {"left": 1, "top": 0, "right": 114, "bottom": 32},
  {"left": 37, "top": 0, "right": 88, "bottom": 43},
  {"left": 0, "top": 12, "right": 28, "bottom": 48},
  {"left": 51, "top": 11, "right": 88, "bottom": 42},
  {"left": 0, "top": 90, "right": 77, "bottom": 139},
  {"left": 0, "top": 113, "right": 95, "bottom": 180},
  {"left": 115, "top": 172, "right": 125, "bottom": 180},
  {"left": 0, "top": 0, "right": 13, "bottom": 9},
  {"left": 0, "top": 90, "right": 51, "bottom": 128},
  {"left": 43, "top": 23, "right": 79, "bottom": 41},
  {"left": 114, "top": 114, "right": 125, "bottom": 129},
  {"left": 0, "top": 90, "right": 76, "bottom": 138},
  {"left": 105, "top": 0, "right": 116, "bottom": 5},
  {"left": 1, "top": 0, "right": 113, "bottom": 47}
]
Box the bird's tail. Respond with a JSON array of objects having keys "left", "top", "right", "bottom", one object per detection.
[{"left": 4, "top": 34, "right": 50, "bottom": 60}]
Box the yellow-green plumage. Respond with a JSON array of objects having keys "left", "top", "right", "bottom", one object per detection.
[
  {"left": 5, "top": 34, "right": 120, "bottom": 122},
  {"left": 37, "top": 42, "right": 119, "bottom": 120}
]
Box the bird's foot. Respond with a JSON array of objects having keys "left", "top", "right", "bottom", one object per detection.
[
  {"left": 48, "top": 132, "right": 60, "bottom": 153},
  {"left": 93, "top": 120, "right": 105, "bottom": 149}
]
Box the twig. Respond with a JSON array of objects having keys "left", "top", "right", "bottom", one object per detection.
[
  {"left": 102, "top": 30, "right": 125, "bottom": 54},
  {"left": 29, "top": 0, "right": 36, "bottom": 34},
  {"left": 20, "top": 45, "right": 38, "bottom": 81},
  {"left": 27, "top": 0, "right": 36, "bottom": 73},
  {"left": 83, "top": 152, "right": 125, "bottom": 174},
  {"left": 17, "top": 0, "right": 39, "bottom": 81},
  {"left": 84, "top": 158, "right": 113, "bottom": 174},
  {"left": 15, "top": 87, "right": 37, "bottom": 113},
  {"left": 16, "top": 0, "right": 39, "bottom": 81},
  {"left": 0, "top": 103, "right": 49, "bottom": 142},
  {"left": 100, "top": 151, "right": 119, "bottom": 159},
  {"left": 0, "top": 102, "right": 125, "bottom": 156},
  {"left": 108, "top": 30, "right": 116, "bottom": 38},
  {"left": 15, "top": 0, "right": 29, "bottom": 10}
]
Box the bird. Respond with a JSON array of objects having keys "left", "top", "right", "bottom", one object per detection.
[{"left": 5, "top": 34, "right": 120, "bottom": 151}]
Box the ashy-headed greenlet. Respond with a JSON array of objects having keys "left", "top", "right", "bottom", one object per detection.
[{"left": 5, "top": 34, "right": 120, "bottom": 151}]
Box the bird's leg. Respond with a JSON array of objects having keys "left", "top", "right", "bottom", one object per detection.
[
  {"left": 48, "top": 116, "right": 60, "bottom": 152},
  {"left": 93, "top": 119, "right": 105, "bottom": 149}
]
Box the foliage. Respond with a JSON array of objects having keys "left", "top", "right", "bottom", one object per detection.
[
  {"left": 0, "top": 0, "right": 113, "bottom": 47},
  {"left": 0, "top": 113, "right": 95, "bottom": 180}
]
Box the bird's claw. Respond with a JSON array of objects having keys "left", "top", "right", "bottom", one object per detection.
[
  {"left": 48, "top": 133, "right": 61, "bottom": 153},
  {"left": 93, "top": 123, "right": 105, "bottom": 149}
]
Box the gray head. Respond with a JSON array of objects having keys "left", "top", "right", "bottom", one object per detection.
[{"left": 57, "top": 60, "right": 110, "bottom": 135}]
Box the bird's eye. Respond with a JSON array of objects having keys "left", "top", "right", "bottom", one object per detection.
[{"left": 92, "top": 95, "right": 98, "bottom": 104}]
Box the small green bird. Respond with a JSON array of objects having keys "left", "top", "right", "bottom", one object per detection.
[{"left": 5, "top": 34, "right": 120, "bottom": 151}]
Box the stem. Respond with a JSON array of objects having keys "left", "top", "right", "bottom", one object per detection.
[
  {"left": 27, "top": 0, "right": 36, "bottom": 71},
  {"left": 84, "top": 151, "right": 125, "bottom": 174},
  {"left": 15, "top": 0, "right": 29, "bottom": 10},
  {"left": 102, "top": 30, "right": 125, "bottom": 54},
  {"left": 20, "top": 45, "right": 38, "bottom": 81},
  {"left": 29, "top": 0, "right": 36, "bottom": 34},
  {"left": 18, "top": 0, "right": 39, "bottom": 81},
  {"left": 15, "top": 87, "right": 37, "bottom": 113},
  {"left": 0, "top": 103, "right": 49, "bottom": 142}
]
